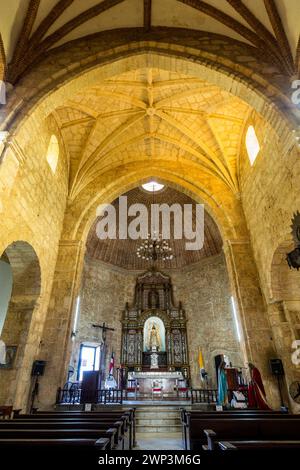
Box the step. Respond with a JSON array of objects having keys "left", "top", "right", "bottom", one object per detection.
[
  {"left": 136, "top": 418, "right": 181, "bottom": 426},
  {"left": 136, "top": 424, "right": 182, "bottom": 433},
  {"left": 136, "top": 411, "right": 179, "bottom": 418}
]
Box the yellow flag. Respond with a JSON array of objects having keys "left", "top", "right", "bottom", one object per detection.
[{"left": 198, "top": 349, "right": 204, "bottom": 370}]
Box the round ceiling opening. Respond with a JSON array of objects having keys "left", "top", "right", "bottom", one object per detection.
[{"left": 141, "top": 181, "right": 165, "bottom": 192}]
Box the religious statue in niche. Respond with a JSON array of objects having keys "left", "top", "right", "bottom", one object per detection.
[
  {"left": 144, "top": 317, "right": 165, "bottom": 352},
  {"left": 121, "top": 269, "right": 190, "bottom": 379},
  {"left": 150, "top": 324, "right": 160, "bottom": 351}
]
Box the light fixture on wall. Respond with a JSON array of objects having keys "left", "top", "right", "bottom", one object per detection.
[{"left": 286, "top": 211, "right": 300, "bottom": 270}]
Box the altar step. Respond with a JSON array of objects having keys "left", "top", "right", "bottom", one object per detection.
[{"left": 135, "top": 406, "right": 181, "bottom": 433}]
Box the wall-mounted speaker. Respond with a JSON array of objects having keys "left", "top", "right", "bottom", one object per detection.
[
  {"left": 270, "top": 358, "right": 284, "bottom": 376},
  {"left": 31, "top": 360, "right": 46, "bottom": 376}
]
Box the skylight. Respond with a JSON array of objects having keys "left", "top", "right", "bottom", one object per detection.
[{"left": 142, "top": 181, "right": 165, "bottom": 192}]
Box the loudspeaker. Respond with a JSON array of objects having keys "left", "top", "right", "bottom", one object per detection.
[
  {"left": 31, "top": 360, "right": 46, "bottom": 376},
  {"left": 270, "top": 358, "right": 284, "bottom": 376}
]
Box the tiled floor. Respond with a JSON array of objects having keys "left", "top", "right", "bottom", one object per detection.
[{"left": 135, "top": 432, "right": 184, "bottom": 450}]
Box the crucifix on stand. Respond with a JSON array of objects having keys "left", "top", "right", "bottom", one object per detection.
[{"left": 92, "top": 322, "right": 115, "bottom": 389}]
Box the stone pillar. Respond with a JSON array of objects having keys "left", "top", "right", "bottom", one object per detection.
[
  {"left": 38, "top": 240, "right": 84, "bottom": 408},
  {"left": 224, "top": 240, "right": 280, "bottom": 408},
  {"left": 268, "top": 301, "right": 300, "bottom": 413}
]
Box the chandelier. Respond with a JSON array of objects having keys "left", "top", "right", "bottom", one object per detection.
[
  {"left": 136, "top": 180, "right": 174, "bottom": 262},
  {"left": 136, "top": 232, "right": 174, "bottom": 262}
]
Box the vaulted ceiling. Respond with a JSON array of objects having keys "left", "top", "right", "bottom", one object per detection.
[
  {"left": 54, "top": 66, "right": 248, "bottom": 199},
  {"left": 86, "top": 186, "right": 223, "bottom": 269},
  {"left": 0, "top": 0, "right": 299, "bottom": 84}
]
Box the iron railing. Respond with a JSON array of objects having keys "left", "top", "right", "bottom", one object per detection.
[
  {"left": 56, "top": 387, "right": 123, "bottom": 405},
  {"left": 191, "top": 388, "right": 248, "bottom": 404}
]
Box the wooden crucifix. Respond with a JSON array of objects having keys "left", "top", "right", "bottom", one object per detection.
[
  {"left": 92, "top": 322, "right": 115, "bottom": 343},
  {"left": 92, "top": 322, "right": 115, "bottom": 388}
]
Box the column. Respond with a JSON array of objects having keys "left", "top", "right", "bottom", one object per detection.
[
  {"left": 38, "top": 240, "right": 85, "bottom": 407},
  {"left": 224, "top": 240, "right": 280, "bottom": 408}
]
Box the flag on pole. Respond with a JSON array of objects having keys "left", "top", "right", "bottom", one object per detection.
[
  {"left": 198, "top": 348, "right": 206, "bottom": 380},
  {"left": 109, "top": 351, "right": 115, "bottom": 376},
  {"left": 198, "top": 349, "right": 204, "bottom": 369}
]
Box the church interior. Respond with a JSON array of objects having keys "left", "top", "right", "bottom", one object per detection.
[{"left": 0, "top": 0, "right": 300, "bottom": 460}]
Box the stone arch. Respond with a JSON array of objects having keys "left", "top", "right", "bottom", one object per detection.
[
  {"left": 70, "top": 164, "right": 240, "bottom": 248},
  {"left": 0, "top": 241, "right": 41, "bottom": 410},
  {"left": 2, "top": 49, "right": 293, "bottom": 153}
]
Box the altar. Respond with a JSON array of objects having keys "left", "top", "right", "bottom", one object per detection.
[
  {"left": 128, "top": 371, "right": 186, "bottom": 397},
  {"left": 121, "top": 269, "right": 190, "bottom": 398}
]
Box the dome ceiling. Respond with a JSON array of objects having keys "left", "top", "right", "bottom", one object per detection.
[{"left": 86, "top": 186, "right": 223, "bottom": 270}]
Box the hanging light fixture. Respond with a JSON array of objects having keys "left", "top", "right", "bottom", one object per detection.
[
  {"left": 136, "top": 231, "right": 174, "bottom": 262},
  {"left": 136, "top": 181, "right": 174, "bottom": 263}
]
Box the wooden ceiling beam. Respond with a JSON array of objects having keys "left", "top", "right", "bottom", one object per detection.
[
  {"left": 0, "top": 33, "right": 6, "bottom": 81},
  {"left": 226, "top": 0, "right": 277, "bottom": 48},
  {"left": 10, "top": 0, "right": 40, "bottom": 69},
  {"left": 28, "top": 0, "right": 74, "bottom": 51},
  {"left": 263, "top": 0, "right": 295, "bottom": 74},
  {"left": 37, "top": 0, "right": 125, "bottom": 53},
  {"left": 225, "top": 0, "right": 286, "bottom": 69},
  {"left": 177, "top": 0, "right": 265, "bottom": 50},
  {"left": 8, "top": 0, "right": 125, "bottom": 83},
  {"left": 144, "top": 0, "right": 152, "bottom": 31},
  {"left": 179, "top": 0, "right": 286, "bottom": 73},
  {"left": 296, "top": 36, "right": 300, "bottom": 76}
]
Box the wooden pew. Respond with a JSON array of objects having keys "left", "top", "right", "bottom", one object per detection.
[
  {"left": 13, "top": 413, "right": 132, "bottom": 449},
  {"left": 218, "top": 440, "right": 300, "bottom": 450},
  {"left": 202, "top": 418, "right": 300, "bottom": 450},
  {"left": 181, "top": 410, "right": 293, "bottom": 450},
  {"left": 29, "top": 409, "right": 135, "bottom": 449},
  {"left": 0, "top": 427, "right": 120, "bottom": 450},
  {"left": 0, "top": 437, "right": 110, "bottom": 449},
  {"left": 0, "top": 420, "right": 125, "bottom": 449}
]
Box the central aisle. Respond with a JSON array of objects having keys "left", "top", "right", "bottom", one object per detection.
[
  {"left": 133, "top": 404, "right": 184, "bottom": 450},
  {"left": 135, "top": 432, "right": 183, "bottom": 450}
]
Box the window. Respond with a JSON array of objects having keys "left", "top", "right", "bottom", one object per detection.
[
  {"left": 46, "top": 135, "right": 59, "bottom": 174},
  {"left": 77, "top": 344, "right": 100, "bottom": 381},
  {"left": 142, "top": 181, "right": 164, "bottom": 192},
  {"left": 245, "top": 125, "right": 260, "bottom": 165}
]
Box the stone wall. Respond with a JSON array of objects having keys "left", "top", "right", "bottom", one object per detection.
[
  {"left": 0, "top": 115, "right": 68, "bottom": 409},
  {"left": 70, "top": 257, "right": 136, "bottom": 380},
  {"left": 239, "top": 113, "right": 300, "bottom": 411},
  {"left": 70, "top": 253, "right": 242, "bottom": 388}
]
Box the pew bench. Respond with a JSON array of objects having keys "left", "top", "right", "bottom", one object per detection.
[
  {"left": 182, "top": 410, "right": 296, "bottom": 450},
  {"left": 14, "top": 409, "right": 136, "bottom": 448},
  {"left": 202, "top": 418, "right": 300, "bottom": 450},
  {"left": 0, "top": 437, "right": 110, "bottom": 449},
  {"left": 0, "top": 427, "right": 120, "bottom": 450},
  {"left": 218, "top": 440, "right": 300, "bottom": 450},
  {"left": 0, "top": 419, "right": 125, "bottom": 448}
]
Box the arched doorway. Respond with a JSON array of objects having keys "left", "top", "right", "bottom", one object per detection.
[{"left": 0, "top": 241, "right": 41, "bottom": 410}]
